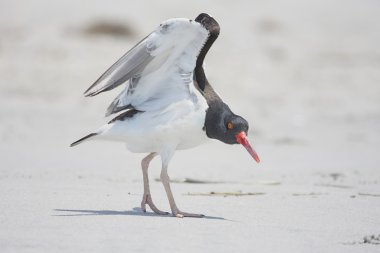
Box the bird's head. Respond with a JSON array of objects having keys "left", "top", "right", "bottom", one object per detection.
[{"left": 204, "top": 102, "right": 260, "bottom": 163}]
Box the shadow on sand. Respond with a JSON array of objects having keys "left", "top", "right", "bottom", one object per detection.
[{"left": 53, "top": 207, "right": 226, "bottom": 220}]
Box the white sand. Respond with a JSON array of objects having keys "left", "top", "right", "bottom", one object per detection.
[{"left": 1, "top": 0, "right": 380, "bottom": 252}]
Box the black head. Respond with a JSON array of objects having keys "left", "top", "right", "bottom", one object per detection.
[
  {"left": 204, "top": 102, "right": 260, "bottom": 163},
  {"left": 204, "top": 102, "right": 247, "bottom": 144}
]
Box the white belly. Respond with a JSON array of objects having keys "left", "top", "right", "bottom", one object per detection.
[{"left": 99, "top": 98, "right": 208, "bottom": 153}]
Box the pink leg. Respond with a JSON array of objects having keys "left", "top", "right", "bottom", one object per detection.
[
  {"left": 160, "top": 165, "right": 204, "bottom": 218},
  {"left": 140, "top": 153, "right": 168, "bottom": 215}
]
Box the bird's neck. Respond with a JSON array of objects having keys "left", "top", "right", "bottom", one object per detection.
[
  {"left": 194, "top": 66, "right": 221, "bottom": 106},
  {"left": 194, "top": 33, "right": 221, "bottom": 105},
  {"left": 196, "top": 33, "right": 218, "bottom": 71},
  {"left": 194, "top": 62, "right": 228, "bottom": 140},
  {"left": 193, "top": 31, "right": 228, "bottom": 133}
]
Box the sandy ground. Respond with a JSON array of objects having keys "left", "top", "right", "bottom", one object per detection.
[{"left": 1, "top": 0, "right": 380, "bottom": 252}]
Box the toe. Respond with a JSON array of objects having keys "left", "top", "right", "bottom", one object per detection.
[{"left": 172, "top": 210, "right": 204, "bottom": 218}]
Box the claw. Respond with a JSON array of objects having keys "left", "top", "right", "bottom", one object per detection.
[
  {"left": 141, "top": 193, "right": 169, "bottom": 215},
  {"left": 172, "top": 209, "right": 204, "bottom": 218}
]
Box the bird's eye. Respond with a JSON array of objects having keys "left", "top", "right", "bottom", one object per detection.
[{"left": 227, "top": 122, "right": 234, "bottom": 130}]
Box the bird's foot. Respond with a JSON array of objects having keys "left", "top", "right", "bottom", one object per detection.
[
  {"left": 172, "top": 208, "right": 204, "bottom": 218},
  {"left": 141, "top": 194, "right": 169, "bottom": 215}
]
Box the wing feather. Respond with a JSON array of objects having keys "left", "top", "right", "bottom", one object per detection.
[
  {"left": 84, "top": 35, "right": 153, "bottom": 97},
  {"left": 84, "top": 18, "right": 210, "bottom": 115}
]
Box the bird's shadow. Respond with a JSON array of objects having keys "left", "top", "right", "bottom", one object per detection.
[{"left": 52, "top": 207, "right": 227, "bottom": 220}]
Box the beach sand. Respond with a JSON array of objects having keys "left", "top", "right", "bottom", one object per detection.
[{"left": 1, "top": 0, "right": 380, "bottom": 252}]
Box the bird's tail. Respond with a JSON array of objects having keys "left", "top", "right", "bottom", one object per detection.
[{"left": 70, "top": 133, "right": 98, "bottom": 147}]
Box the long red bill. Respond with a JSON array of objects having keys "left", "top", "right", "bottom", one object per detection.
[{"left": 236, "top": 131, "right": 260, "bottom": 163}]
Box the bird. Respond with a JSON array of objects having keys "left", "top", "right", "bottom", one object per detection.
[{"left": 71, "top": 13, "right": 260, "bottom": 218}]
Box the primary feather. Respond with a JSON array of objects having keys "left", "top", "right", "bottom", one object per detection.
[{"left": 83, "top": 18, "right": 210, "bottom": 116}]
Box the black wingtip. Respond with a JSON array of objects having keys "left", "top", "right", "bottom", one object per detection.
[{"left": 70, "top": 133, "right": 98, "bottom": 147}]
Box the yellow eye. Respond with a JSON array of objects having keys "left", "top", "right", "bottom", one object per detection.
[{"left": 227, "top": 122, "right": 234, "bottom": 130}]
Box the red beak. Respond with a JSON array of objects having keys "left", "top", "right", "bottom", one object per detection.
[{"left": 236, "top": 132, "right": 260, "bottom": 163}]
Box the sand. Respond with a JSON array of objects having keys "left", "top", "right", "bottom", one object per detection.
[{"left": 1, "top": 0, "right": 380, "bottom": 252}]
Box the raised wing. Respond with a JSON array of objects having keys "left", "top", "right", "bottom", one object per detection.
[
  {"left": 84, "top": 35, "right": 153, "bottom": 97},
  {"left": 83, "top": 18, "right": 210, "bottom": 116}
]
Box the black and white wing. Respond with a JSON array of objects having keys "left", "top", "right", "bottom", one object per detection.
[{"left": 83, "top": 18, "right": 210, "bottom": 116}]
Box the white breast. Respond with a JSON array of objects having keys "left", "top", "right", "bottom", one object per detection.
[{"left": 98, "top": 85, "right": 208, "bottom": 153}]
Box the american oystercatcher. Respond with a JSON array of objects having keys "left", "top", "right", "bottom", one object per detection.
[{"left": 71, "top": 13, "right": 260, "bottom": 218}]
